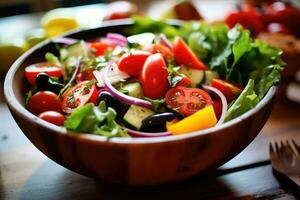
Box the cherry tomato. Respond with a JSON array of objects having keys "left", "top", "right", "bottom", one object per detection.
[
  {"left": 267, "top": 23, "right": 291, "bottom": 34},
  {"left": 25, "top": 62, "right": 62, "bottom": 86},
  {"left": 61, "top": 80, "right": 98, "bottom": 113},
  {"left": 174, "top": 1, "right": 203, "bottom": 21},
  {"left": 143, "top": 44, "right": 174, "bottom": 61},
  {"left": 212, "top": 100, "right": 222, "bottom": 121},
  {"left": 176, "top": 76, "right": 194, "bottom": 87},
  {"left": 166, "top": 86, "right": 212, "bottom": 116},
  {"left": 263, "top": 2, "right": 300, "bottom": 37},
  {"left": 27, "top": 91, "right": 62, "bottom": 115},
  {"left": 90, "top": 42, "right": 115, "bottom": 56},
  {"left": 211, "top": 79, "right": 242, "bottom": 102},
  {"left": 225, "top": 9, "right": 264, "bottom": 36},
  {"left": 104, "top": 1, "right": 137, "bottom": 20},
  {"left": 38, "top": 111, "right": 66, "bottom": 126},
  {"left": 118, "top": 50, "right": 151, "bottom": 76},
  {"left": 140, "top": 53, "right": 169, "bottom": 99},
  {"left": 76, "top": 68, "right": 95, "bottom": 83},
  {"left": 173, "top": 37, "right": 208, "bottom": 70}
]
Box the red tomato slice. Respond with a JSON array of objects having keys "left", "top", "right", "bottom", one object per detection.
[
  {"left": 38, "top": 111, "right": 66, "bottom": 126},
  {"left": 211, "top": 79, "right": 242, "bottom": 102},
  {"left": 27, "top": 91, "right": 62, "bottom": 115},
  {"left": 212, "top": 100, "right": 222, "bottom": 121},
  {"left": 143, "top": 44, "right": 173, "bottom": 61},
  {"left": 176, "top": 76, "right": 194, "bottom": 87},
  {"left": 76, "top": 68, "right": 95, "bottom": 83},
  {"left": 173, "top": 37, "right": 208, "bottom": 70},
  {"left": 90, "top": 42, "right": 115, "bottom": 56},
  {"left": 61, "top": 80, "right": 98, "bottom": 113},
  {"left": 166, "top": 86, "right": 212, "bottom": 116},
  {"left": 118, "top": 50, "right": 151, "bottom": 76},
  {"left": 140, "top": 53, "right": 169, "bottom": 99},
  {"left": 25, "top": 62, "right": 62, "bottom": 86}
]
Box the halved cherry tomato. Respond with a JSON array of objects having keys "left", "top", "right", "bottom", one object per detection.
[
  {"left": 27, "top": 91, "right": 62, "bottom": 115},
  {"left": 76, "top": 68, "right": 95, "bottom": 83},
  {"left": 118, "top": 50, "right": 151, "bottom": 76},
  {"left": 25, "top": 62, "right": 62, "bottom": 86},
  {"left": 38, "top": 111, "right": 66, "bottom": 126},
  {"left": 140, "top": 53, "right": 169, "bottom": 99},
  {"left": 212, "top": 100, "right": 222, "bottom": 121},
  {"left": 225, "top": 8, "right": 264, "bottom": 36},
  {"left": 166, "top": 86, "right": 212, "bottom": 116},
  {"left": 176, "top": 76, "right": 194, "bottom": 87},
  {"left": 143, "top": 44, "right": 173, "bottom": 61},
  {"left": 90, "top": 42, "right": 115, "bottom": 56},
  {"left": 61, "top": 80, "right": 98, "bottom": 113},
  {"left": 173, "top": 37, "right": 208, "bottom": 70},
  {"left": 211, "top": 79, "right": 242, "bottom": 102}
]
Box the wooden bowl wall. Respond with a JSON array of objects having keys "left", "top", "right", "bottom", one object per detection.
[{"left": 4, "top": 20, "right": 277, "bottom": 185}]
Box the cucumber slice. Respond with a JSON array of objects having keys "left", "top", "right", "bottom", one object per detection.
[
  {"left": 123, "top": 105, "right": 155, "bottom": 130},
  {"left": 179, "top": 66, "right": 205, "bottom": 86},
  {"left": 204, "top": 70, "right": 219, "bottom": 85},
  {"left": 65, "top": 40, "right": 88, "bottom": 58},
  {"left": 122, "top": 82, "right": 144, "bottom": 98},
  {"left": 127, "top": 32, "right": 155, "bottom": 47}
]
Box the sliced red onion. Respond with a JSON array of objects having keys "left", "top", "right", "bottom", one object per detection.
[
  {"left": 101, "top": 33, "right": 128, "bottom": 47},
  {"left": 107, "top": 33, "right": 127, "bottom": 44},
  {"left": 123, "top": 127, "right": 172, "bottom": 137},
  {"left": 61, "top": 62, "right": 82, "bottom": 93},
  {"left": 159, "top": 33, "right": 173, "bottom": 49},
  {"left": 51, "top": 37, "right": 79, "bottom": 45},
  {"left": 202, "top": 84, "right": 228, "bottom": 126},
  {"left": 103, "top": 63, "right": 153, "bottom": 109}
]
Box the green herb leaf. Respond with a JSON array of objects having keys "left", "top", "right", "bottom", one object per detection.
[{"left": 144, "top": 97, "right": 166, "bottom": 112}]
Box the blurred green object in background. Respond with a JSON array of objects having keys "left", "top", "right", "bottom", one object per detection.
[
  {"left": 0, "top": 37, "right": 28, "bottom": 76},
  {"left": 25, "top": 28, "right": 46, "bottom": 47}
]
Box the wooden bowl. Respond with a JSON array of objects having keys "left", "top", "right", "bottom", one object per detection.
[{"left": 4, "top": 19, "right": 277, "bottom": 185}]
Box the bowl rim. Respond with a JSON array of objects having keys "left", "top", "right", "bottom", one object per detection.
[{"left": 4, "top": 19, "right": 277, "bottom": 145}]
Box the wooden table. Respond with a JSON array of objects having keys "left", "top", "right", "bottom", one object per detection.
[
  {"left": 1, "top": 81, "right": 300, "bottom": 200},
  {"left": 1, "top": 1, "right": 300, "bottom": 199}
]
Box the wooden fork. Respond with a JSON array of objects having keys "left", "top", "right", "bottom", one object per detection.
[{"left": 269, "top": 139, "right": 300, "bottom": 187}]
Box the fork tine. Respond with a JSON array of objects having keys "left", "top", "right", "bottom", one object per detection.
[
  {"left": 269, "top": 142, "right": 275, "bottom": 157},
  {"left": 288, "top": 140, "right": 300, "bottom": 159},
  {"left": 291, "top": 139, "right": 300, "bottom": 152},
  {"left": 275, "top": 141, "right": 280, "bottom": 153}
]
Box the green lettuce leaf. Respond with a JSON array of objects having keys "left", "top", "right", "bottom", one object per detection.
[
  {"left": 225, "top": 79, "right": 259, "bottom": 121},
  {"left": 64, "top": 102, "right": 128, "bottom": 137}
]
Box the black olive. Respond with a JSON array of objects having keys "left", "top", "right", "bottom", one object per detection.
[
  {"left": 36, "top": 73, "right": 50, "bottom": 90},
  {"left": 98, "top": 91, "right": 130, "bottom": 121},
  {"left": 36, "top": 73, "right": 64, "bottom": 94},
  {"left": 140, "top": 112, "right": 177, "bottom": 132}
]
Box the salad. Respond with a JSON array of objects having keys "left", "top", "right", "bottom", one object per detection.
[{"left": 23, "top": 17, "right": 283, "bottom": 138}]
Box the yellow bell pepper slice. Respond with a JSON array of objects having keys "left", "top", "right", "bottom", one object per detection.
[{"left": 166, "top": 105, "right": 217, "bottom": 135}]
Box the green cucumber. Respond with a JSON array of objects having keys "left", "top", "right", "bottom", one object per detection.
[
  {"left": 127, "top": 32, "right": 155, "bottom": 47},
  {"left": 123, "top": 105, "right": 155, "bottom": 130},
  {"left": 204, "top": 70, "right": 219, "bottom": 85},
  {"left": 179, "top": 66, "right": 205, "bottom": 86},
  {"left": 65, "top": 40, "right": 88, "bottom": 58},
  {"left": 122, "top": 82, "right": 144, "bottom": 98}
]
